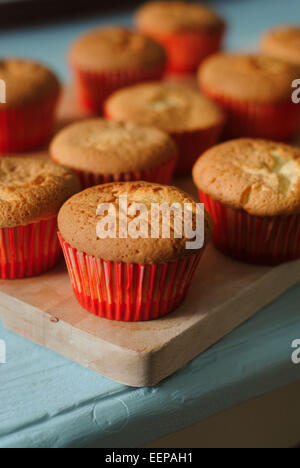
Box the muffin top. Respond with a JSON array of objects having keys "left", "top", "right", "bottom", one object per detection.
[
  {"left": 261, "top": 26, "right": 300, "bottom": 66},
  {"left": 135, "top": 1, "right": 225, "bottom": 34},
  {"left": 105, "top": 82, "right": 224, "bottom": 132},
  {"left": 50, "top": 119, "right": 177, "bottom": 175},
  {"left": 193, "top": 139, "right": 300, "bottom": 217},
  {"left": 0, "top": 59, "right": 60, "bottom": 108},
  {"left": 199, "top": 53, "right": 299, "bottom": 103},
  {"left": 58, "top": 181, "right": 212, "bottom": 264},
  {"left": 69, "top": 27, "right": 166, "bottom": 71},
  {"left": 0, "top": 157, "right": 80, "bottom": 228}
]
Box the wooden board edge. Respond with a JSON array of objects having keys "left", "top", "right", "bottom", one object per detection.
[
  {"left": 0, "top": 293, "right": 154, "bottom": 387},
  {"left": 146, "top": 260, "right": 300, "bottom": 386},
  {"left": 0, "top": 259, "right": 299, "bottom": 387}
]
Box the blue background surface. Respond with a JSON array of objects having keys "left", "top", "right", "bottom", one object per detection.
[{"left": 0, "top": 0, "right": 300, "bottom": 448}]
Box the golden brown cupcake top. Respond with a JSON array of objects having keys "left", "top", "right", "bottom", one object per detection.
[
  {"left": 0, "top": 59, "right": 60, "bottom": 108},
  {"left": 193, "top": 139, "right": 300, "bottom": 217},
  {"left": 58, "top": 181, "right": 212, "bottom": 264},
  {"left": 261, "top": 26, "right": 300, "bottom": 66},
  {"left": 50, "top": 118, "right": 177, "bottom": 175},
  {"left": 135, "top": 1, "right": 225, "bottom": 34},
  {"left": 69, "top": 27, "right": 166, "bottom": 71},
  {"left": 105, "top": 82, "right": 224, "bottom": 132},
  {"left": 199, "top": 53, "right": 299, "bottom": 103},
  {"left": 0, "top": 157, "right": 80, "bottom": 228}
]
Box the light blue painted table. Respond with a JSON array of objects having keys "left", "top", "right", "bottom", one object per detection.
[{"left": 0, "top": 0, "right": 300, "bottom": 449}]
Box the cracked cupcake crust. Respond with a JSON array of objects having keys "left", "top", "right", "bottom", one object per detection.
[
  {"left": 58, "top": 181, "right": 213, "bottom": 264},
  {"left": 69, "top": 27, "right": 166, "bottom": 71},
  {"left": 0, "top": 158, "right": 81, "bottom": 228},
  {"left": 50, "top": 119, "right": 178, "bottom": 174},
  {"left": 105, "top": 82, "right": 224, "bottom": 133},
  {"left": 198, "top": 53, "right": 300, "bottom": 103},
  {"left": 192, "top": 139, "right": 300, "bottom": 217}
]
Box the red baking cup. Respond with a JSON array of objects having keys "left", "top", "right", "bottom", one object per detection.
[
  {"left": 52, "top": 156, "right": 177, "bottom": 190},
  {"left": 171, "top": 124, "right": 223, "bottom": 176},
  {"left": 0, "top": 93, "right": 60, "bottom": 154},
  {"left": 199, "top": 191, "right": 300, "bottom": 265},
  {"left": 59, "top": 233, "right": 204, "bottom": 321},
  {"left": 139, "top": 30, "right": 224, "bottom": 74},
  {"left": 201, "top": 86, "right": 300, "bottom": 141},
  {"left": 0, "top": 217, "right": 61, "bottom": 279},
  {"left": 72, "top": 63, "right": 166, "bottom": 114}
]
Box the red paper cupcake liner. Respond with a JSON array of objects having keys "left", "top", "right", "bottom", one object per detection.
[
  {"left": 72, "top": 63, "right": 166, "bottom": 114},
  {"left": 52, "top": 156, "right": 177, "bottom": 190},
  {"left": 171, "top": 124, "right": 223, "bottom": 176},
  {"left": 199, "top": 191, "right": 300, "bottom": 265},
  {"left": 202, "top": 87, "right": 300, "bottom": 141},
  {"left": 59, "top": 233, "right": 203, "bottom": 321},
  {"left": 0, "top": 93, "right": 60, "bottom": 154},
  {"left": 0, "top": 217, "right": 61, "bottom": 279},
  {"left": 140, "top": 30, "right": 224, "bottom": 74}
]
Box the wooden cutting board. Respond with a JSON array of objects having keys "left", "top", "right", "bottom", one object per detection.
[
  {"left": 0, "top": 87, "right": 300, "bottom": 387},
  {"left": 0, "top": 241, "right": 300, "bottom": 387}
]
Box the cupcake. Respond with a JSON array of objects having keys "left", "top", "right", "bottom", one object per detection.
[
  {"left": 0, "top": 59, "right": 60, "bottom": 153},
  {"left": 50, "top": 119, "right": 178, "bottom": 188},
  {"left": 261, "top": 26, "right": 300, "bottom": 66},
  {"left": 58, "top": 181, "right": 212, "bottom": 321},
  {"left": 135, "top": 1, "right": 226, "bottom": 74},
  {"left": 0, "top": 157, "right": 80, "bottom": 279},
  {"left": 104, "top": 82, "right": 224, "bottom": 175},
  {"left": 198, "top": 53, "right": 300, "bottom": 141},
  {"left": 193, "top": 138, "right": 300, "bottom": 265},
  {"left": 69, "top": 27, "right": 167, "bottom": 113}
]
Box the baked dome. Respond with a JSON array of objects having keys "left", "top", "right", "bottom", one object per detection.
[
  {"left": 0, "top": 157, "right": 80, "bottom": 227},
  {"left": 193, "top": 138, "right": 300, "bottom": 216},
  {"left": 58, "top": 181, "right": 212, "bottom": 264}
]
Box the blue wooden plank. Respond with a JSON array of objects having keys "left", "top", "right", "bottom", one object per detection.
[{"left": 0, "top": 0, "right": 300, "bottom": 448}]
